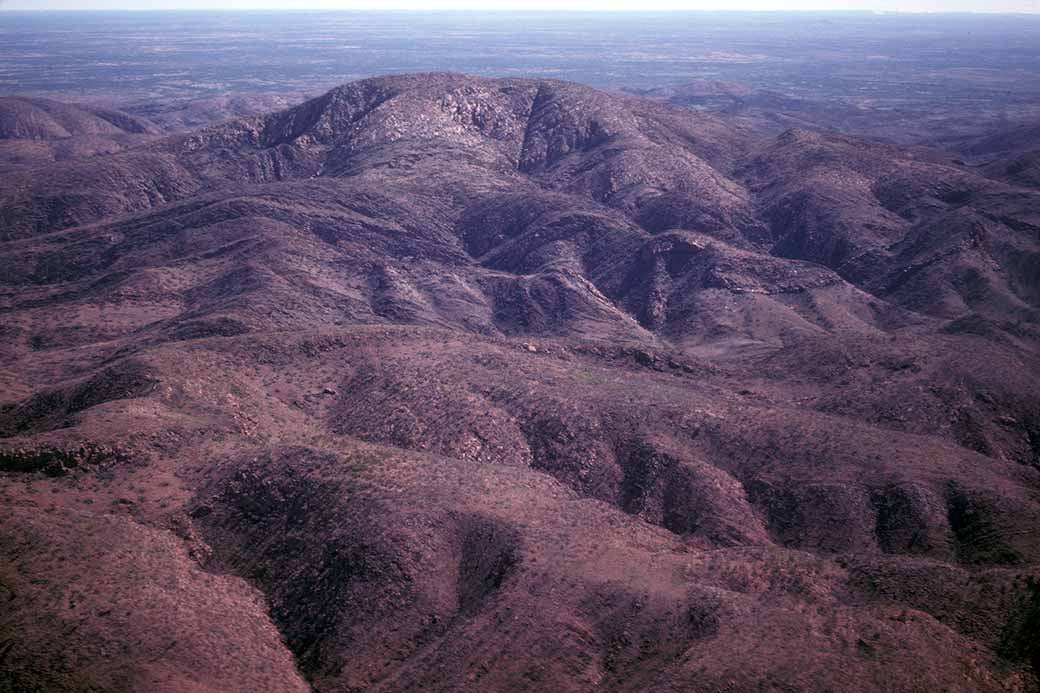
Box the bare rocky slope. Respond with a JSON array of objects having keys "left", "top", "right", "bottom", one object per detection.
[{"left": 2, "top": 73, "right": 1039, "bottom": 692}]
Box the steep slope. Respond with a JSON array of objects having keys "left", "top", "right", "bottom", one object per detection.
[
  {"left": 0, "top": 96, "right": 161, "bottom": 169},
  {"left": 740, "top": 129, "right": 1040, "bottom": 324},
  {"left": 0, "top": 97, "right": 157, "bottom": 141},
  {"left": 124, "top": 92, "right": 314, "bottom": 133},
  {"left": 2, "top": 75, "right": 1040, "bottom": 691},
  {"left": 955, "top": 122, "right": 1040, "bottom": 190},
  {"left": 0, "top": 74, "right": 753, "bottom": 241},
  {"left": 984, "top": 150, "right": 1040, "bottom": 189}
]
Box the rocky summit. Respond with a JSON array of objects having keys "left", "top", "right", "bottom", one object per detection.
[{"left": 2, "top": 73, "right": 1040, "bottom": 692}]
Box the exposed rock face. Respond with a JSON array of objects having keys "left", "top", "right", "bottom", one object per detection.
[{"left": 2, "top": 74, "right": 1040, "bottom": 691}]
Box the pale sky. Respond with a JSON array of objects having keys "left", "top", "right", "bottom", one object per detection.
[{"left": 2, "top": 0, "right": 1039, "bottom": 12}]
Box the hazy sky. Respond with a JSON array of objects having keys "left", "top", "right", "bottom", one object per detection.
[
  {"left": 0, "top": 0, "right": 1035, "bottom": 10},
  {"left": 2, "top": 0, "right": 1038, "bottom": 11}
]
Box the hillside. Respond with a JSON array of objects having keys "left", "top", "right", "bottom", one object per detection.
[
  {"left": 0, "top": 96, "right": 161, "bottom": 169},
  {"left": 1, "top": 74, "right": 1039, "bottom": 692}
]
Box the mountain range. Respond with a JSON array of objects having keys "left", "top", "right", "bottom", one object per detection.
[{"left": 1, "top": 73, "right": 1039, "bottom": 692}]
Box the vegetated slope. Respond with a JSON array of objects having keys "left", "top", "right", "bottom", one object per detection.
[
  {"left": 0, "top": 96, "right": 161, "bottom": 169},
  {"left": 123, "top": 92, "right": 316, "bottom": 133},
  {"left": 0, "top": 97, "right": 157, "bottom": 140},
  {"left": 951, "top": 122, "right": 1040, "bottom": 190},
  {"left": 2, "top": 74, "right": 1040, "bottom": 692}
]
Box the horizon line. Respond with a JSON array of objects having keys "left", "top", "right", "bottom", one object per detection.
[{"left": 2, "top": 7, "right": 1039, "bottom": 13}]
